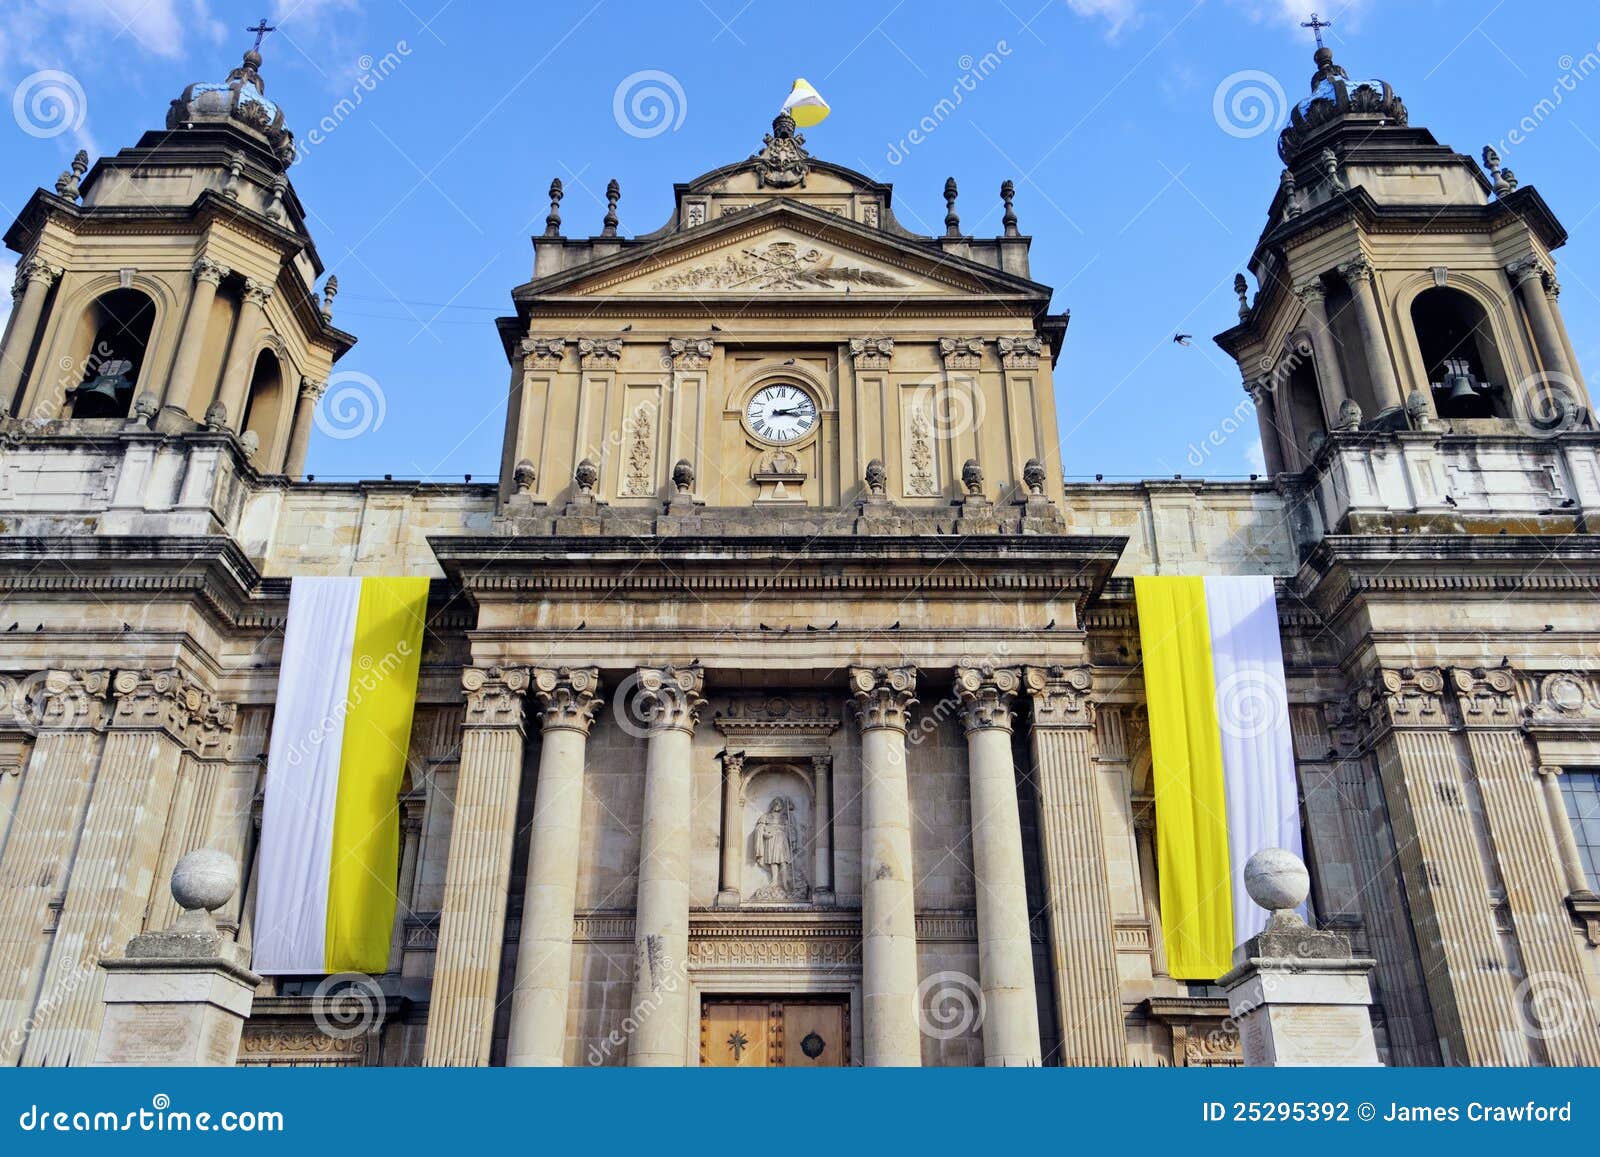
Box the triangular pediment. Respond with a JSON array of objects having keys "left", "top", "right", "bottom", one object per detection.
[{"left": 518, "top": 202, "right": 1046, "bottom": 303}]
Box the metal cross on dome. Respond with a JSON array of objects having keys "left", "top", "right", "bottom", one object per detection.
[
  {"left": 1301, "top": 12, "right": 1331, "bottom": 48},
  {"left": 246, "top": 16, "right": 276, "bottom": 52}
]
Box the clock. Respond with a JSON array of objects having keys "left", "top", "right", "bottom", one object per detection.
[{"left": 743, "top": 383, "right": 818, "bottom": 444}]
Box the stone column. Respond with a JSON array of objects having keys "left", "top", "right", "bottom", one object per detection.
[
  {"left": 1338, "top": 258, "right": 1405, "bottom": 413},
  {"left": 1292, "top": 279, "right": 1349, "bottom": 427},
  {"left": 283, "top": 377, "right": 327, "bottom": 480},
  {"left": 162, "top": 257, "right": 229, "bottom": 414},
  {"left": 627, "top": 665, "right": 704, "bottom": 1067},
  {"left": 0, "top": 670, "right": 109, "bottom": 1062},
  {"left": 1536, "top": 766, "right": 1595, "bottom": 899},
  {"left": 24, "top": 669, "right": 214, "bottom": 1065},
  {"left": 954, "top": 665, "right": 1041, "bottom": 1067},
  {"left": 0, "top": 741, "right": 25, "bottom": 863},
  {"left": 424, "top": 666, "right": 531, "bottom": 1067},
  {"left": 1024, "top": 665, "right": 1127, "bottom": 1065},
  {"left": 212, "top": 278, "right": 273, "bottom": 429},
  {"left": 811, "top": 754, "right": 835, "bottom": 903},
  {"left": 387, "top": 797, "right": 426, "bottom": 974},
  {"left": 1507, "top": 256, "right": 1576, "bottom": 384},
  {"left": 96, "top": 851, "right": 261, "bottom": 1067},
  {"left": 715, "top": 751, "right": 744, "bottom": 907},
  {"left": 1219, "top": 850, "right": 1380, "bottom": 1067},
  {"left": 1246, "top": 378, "right": 1288, "bottom": 476},
  {"left": 506, "top": 666, "right": 603, "bottom": 1067},
  {"left": 849, "top": 665, "right": 923, "bottom": 1067},
  {"left": 0, "top": 258, "right": 62, "bottom": 413}
]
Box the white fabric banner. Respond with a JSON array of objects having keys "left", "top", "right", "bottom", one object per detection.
[
  {"left": 254, "top": 576, "right": 362, "bottom": 974},
  {"left": 1203, "top": 575, "right": 1303, "bottom": 946}
]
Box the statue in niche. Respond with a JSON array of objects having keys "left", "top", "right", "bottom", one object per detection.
[{"left": 751, "top": 796, "right": 808, "bottom": 902}]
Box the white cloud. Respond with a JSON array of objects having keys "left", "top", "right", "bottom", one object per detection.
[
  {"left": 1064, "top": 0, "right": 1142, "bottom": 36},
  {"left": 1228, "top": 0, "right": 1370, "bottom": 36}
]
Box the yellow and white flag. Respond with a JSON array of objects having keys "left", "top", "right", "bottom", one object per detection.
[
  {"left": 254, "top": 576, "right": 429, "bottom": 975},
  {"left": 781, "top": 77, "right": 830, "bottom": 127},
  {"left": 1134, "top": 575, "right": 1302, "bottom": 979}
]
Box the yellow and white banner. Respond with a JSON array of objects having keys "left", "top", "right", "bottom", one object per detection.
[
  {"left": 1133, "top": 575, "right": 1302, "bottom": 979},
  {"left": 254, "top": 576, "right": 429, "bottom": 975},
  {"left": 781, "top": 77, "right": 830, "bottom": 126}
]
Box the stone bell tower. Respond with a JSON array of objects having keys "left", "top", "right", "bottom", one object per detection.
[
  {"left": 1216, "top": 40, "right": 1597, "bottom": 530},
  {"left": 0, "top": 40, "right": 353, "bottom": 477}
]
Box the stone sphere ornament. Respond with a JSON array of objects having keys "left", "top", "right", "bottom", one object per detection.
[
  {"left": 171, "top": 848, "right": 239, "bottom": 914},
  {"left": 1243, "top": 847, "right": 1310, "bottom": 913}
]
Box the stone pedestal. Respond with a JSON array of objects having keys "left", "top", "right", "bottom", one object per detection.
[
  {"left": 1218, "top": 849, "right": 1380, "bottom": 1068},
  {"left": 94, "top": 849, "right": 261, "bottom": 1067}
]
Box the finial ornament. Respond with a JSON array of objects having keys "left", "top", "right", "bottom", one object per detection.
[
  {"left": 999, "top": 179, "right": 1018, "bottom": 237},
  {"left": 1482, "top": 145, "right": 1516, "bottom": 195},
  {"left": 601, "top": 179, "right": 620, "bottom": 237},
  {"left": 943, "top": 177, "right": 960, "bottom": 237},
  {"left": 1234, "top": 273, "right": 1250, "bottom": 320},
  {"left": 55, "top": 149, "right": 89, "bottom": 202},
  {"left": 320, "top": 275, "right": 338, "bottom": 322},
  {"left": 245, "top": 16, "right": 277, "bottom": 54},
  {"left": 545, "top": 178, "right": 564, "bottom": 237},
  {"left": 1300, "top": 12, "right": 1331, "bottom": 49}
]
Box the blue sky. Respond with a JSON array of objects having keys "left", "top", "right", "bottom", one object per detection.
[{"left": 4, "top": 0, "right": 1599, "bottom": 482}]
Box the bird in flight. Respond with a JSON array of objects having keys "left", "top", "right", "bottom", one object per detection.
[{"left": 1173, "top": 334, "right": 1193, "bottom": 346}]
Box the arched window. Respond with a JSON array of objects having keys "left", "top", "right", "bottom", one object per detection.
[
  {"left": 1410, "top": 287, "right": 1509, "bottom": 419},
  {"left": 240, "top": 348, "right": 284, "bottom": 462},
  {"left": 69, "top": 289, "right": 155, "bottom": 418},
  {"left": 1279, "top": 346, "right": 1326, "bottom": 470}
]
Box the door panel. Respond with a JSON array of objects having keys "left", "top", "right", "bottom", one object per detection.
[
  {"left": 700, "top": 998, "right": 849, "bottom": 1066},
  {"left": 701, "top": 1002, "right": 771, "bottom": 1067},
  {"left": 781, "top": 1002, "right": 845, "bottom": 1067}
]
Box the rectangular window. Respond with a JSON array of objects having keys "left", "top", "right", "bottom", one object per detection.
[{"left": 1560, "top": 769, "right": 1600, "bottom": 891}]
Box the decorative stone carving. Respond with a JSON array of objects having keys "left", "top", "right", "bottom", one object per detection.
[
  {"left": 1505, "top": 255, "right": 1546, "bottom": 287},
  {"left": 960, "top": 458, "right": 984, "bottom": 497},
  {"left": 864, "top": 458, "right": 888, "bottom": 497},
  {"left": 714, "top": 694, "right": 841, "bottom": 744},
  {"left": 193, "top": 256, "right": 229, "bottom": 286},
  {"left": 751, "top": 796, "right": 808, "bottom": 902},
  {"left": 1279, "top": 168, "right": 1302, "bottom": 221},
  {"left": 997, "top": 335, "right": 1042, "bottom": 369},
  {"left": 1354, "top": 667, "right": 1446, "bottom": 737},
  {"left": 18, "top": 258, "right": 64, "bottom": 293},
  {"left": 1337, "top": 256, "right": 1373, "bottom": 285},
  {"left": 1335, "top": 396, "right": 1363, "bottom": 431},
  {"left": 633, "top": 665, "right": 705, "bottom": 734},
  {"left": 752, "top": 448, "right": 806, "bottom": 504},
  {"left": 601, "top": 178, "right": 620, "bottom": 237},
  {"left": 651, "top": 241, "right": 904, "bottom": 292},
  {"left": 577, "top": 337, "right": 623, "bottom": 365},
  {"left": 849, "top": 665, "right": 918, "bottom": 732},
  {"left": 1450, "top": 666, "right": 1518, "bottom": 723},
  {"left": 623, "top": 404, "right": 656, "bottom": 497},
  {"left": 521, "top": 337, "right": 568, "bottom": 368},
  {"left": 544, "top": 178, "right": 563, "bottom": 237},
  {"left": 1022, "top": 458, "right": 1047, "bottom": 497},
  {"left": 667, "top": 336, "right": 714, "bottom": 370},
  {"left": 1000, "top": 179, "right": 1018, "bottom": 236},
  {"left": 1320, "top": 146, "right": 1346, "bottom": 193},
  {"left": 954, "top": 665, "right": 1021, "bottom": 733},
  {"left": 1024, "top": 665, "right": 1094, "bottom": 728},
  {"left": 241, "top": 278, "right": 274, "bottom": 309},
  {"left": 938, "top": 336, "right": 985, "bottom": 369},
  {"left": 573, "top": 458, "right": 599, "bottom": 497},
  {"left": 905, "top": 406, "right": 938, "bottom": 497},
  {"left": 671, "top": 458, "right": 695, "bottom": 497},
  {"left": 203, "top": 400, "right": 228, "bottom": 430},
  {"left": 461, "top": 666, "right": 531, "bottom": 729},
  {"left": 684, "top": 200, "right": 706, "bottom": 227},
  {"left": 1528, "top": 672, "right": 1597, "bottom": 722},
  {"left": 55, "top": 149, "right": 89, "bottom": 201},
  {"left": 848, "top": 336, "right": 894, "bottom": 369},
  {"left": 531, "top": 666, "right": 603, "bottom": 734},
  {"left": 943, "top": 176, "right": 961, "bottom": 236},
  {"left": 512, "top": 458, "right": 536, "bottom": 494},
  {"left": 9, "top": 668, "right": 111, "bottom": 731},
  {"left": 752, "top": 111, "right": 811, "bottom": 188},
  {"left": 861, "top": 202, "right": 879, "bottom": 228},
  {"left": 1234, "top": 273, "right": 1251, "bottom": 319}
]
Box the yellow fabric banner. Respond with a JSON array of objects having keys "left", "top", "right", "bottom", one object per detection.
[
  {"left": 1133, "top": 576, "right": 1234, "bottom": 979},
  {"left": 325, "top": 576, "right": 430, "bottom": 973}
]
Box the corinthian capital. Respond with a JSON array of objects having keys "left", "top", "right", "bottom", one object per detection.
[
  {"left": 12, "top": 668, "right": 110, "bottom": 731},
  {"left": 520, "top": 336, "right": 568, "bottom": 368},
  {"left": 632, "top": 665, "right": 705, "bottom": 734},
  {"left": 1505, "top": 255, "right": 1548, "bottom": 287},
  {"left": 241, "top": 278, "right": 275, "bottom": 308},
  {"left": 19, "top": 257, "right": 64, "bottom": 292},
  {"left": 532, "top": 666, "right": 604, "bottom": 734},
  {"left": 849, "top": 665, "right": 918, "bottom": 733},
  {"left": 299, "top": 376, "right": 328, "bottom": 402},
  {"left": 667, "top": 336, "right": 714, "bottom": 370},
  {"left": 1336, "top": 256, "right": 1373, "bottom": 284},
  {"left": 996, "top": 335, "right": 1043, "bottom": 369},
  {"left": 954, "top": 664, "right": 1022, "bottom": 733},
  {"left": 577, "top": 336, "right": 624, "bottom": 366},
  {"left": 193, "top": 256, "right": 230, "bottom": 285},
  {"left": 462, "top": 665, "right": 531, "bottom": 729},
  {"left": 1023, "top": 665, "right": 1094, "bottom": 728},
  {"left": 1292, "top": 278, "right": 1327, "bottom": 306}
]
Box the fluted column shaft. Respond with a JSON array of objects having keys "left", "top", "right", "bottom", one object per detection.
[
  {"left": 715, "top": 752, "right": 744, "bottom": 906},
  {"left": 627, "top": 666, "right": 704, "bottom": 1067},
  {"left": 1024, "top": 666, "right": 1127, "bottom": 1065},
  {"left": 955, "top": 666, "right": 1041, "bottom": 1066},
  {"left": 214, "top": 278, "right": 272, "bottom": 429},
  {"left": 850, "top": 665, "right": 922, "bottom": 1066},
  {"left": 1537, "top": 766, "right": 1594, "bottom": 898},
  {"left": 162, "top": 257, "right": 228, "bottom": 414},
  {"left": 284, "top": 378, "right": 327, "bottom": 480},
  {"left": 0, "top": 260, "right": 62, "bottom": 413},
  {"left": 423, "top": 667, "right": 531, "bottom": 1067},
  {"left": 1247, "top": 379, "right": 1288, "bottom": 476},
  {"left": 506, "top": 667, "right": 602, "bottom": 1067},
  {"left": 1508, "top": 257, "right": 1576, "bottom": 384},
  {"left": 1293, "top": 280, "right": 1349, "bottom": 428},
  {"left": 1340, "top": 258, "right": 1404, "bottom": 413}
]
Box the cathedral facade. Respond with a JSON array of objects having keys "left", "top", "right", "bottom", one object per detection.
[{"left": 1, "top": 39, "right": 1598, "bottom": 1068}]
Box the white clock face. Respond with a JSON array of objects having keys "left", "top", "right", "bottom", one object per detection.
[{"left": 744, "top": 384, "right": 818, "bottom": 444}]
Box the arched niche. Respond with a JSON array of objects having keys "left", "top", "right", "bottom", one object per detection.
[
  {"left": 742, "top": 763, "right": 815, "bottom": 904},
  {"left": 66, "top": 288, "right": 156, "bottom": 418},
  {"left": 1409, "top": 286, "right": 1511, "bottom": 419},
  {"left": 240, "top": 347, "right": 287, "bottom": 467}
]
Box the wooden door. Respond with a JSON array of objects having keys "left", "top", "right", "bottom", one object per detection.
[{"left": 700, "top": 998, "right": 849, "bottom": 1066}]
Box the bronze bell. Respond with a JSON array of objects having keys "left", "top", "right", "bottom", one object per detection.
[
  {"left": 71, "top": 358, "right": 135, "bottom": 417},
  {"left": 1440, "top": 357, "right": 1480, "bottom": 405}
]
